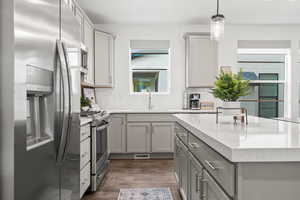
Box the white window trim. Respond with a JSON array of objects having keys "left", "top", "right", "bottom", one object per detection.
[
  {"left": 129, "top": 48, "right": 171, "bottom": 95},
  {"left": 237, "top": 48, "right": 291, "bottom": 118},
  {"left": 238, "top": 48, "right": 290, "bottom": 55}
]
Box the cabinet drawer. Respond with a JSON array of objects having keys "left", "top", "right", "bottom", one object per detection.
[
  {"left": 80, "top": 124, "right": 90, "bottom": 141},
  {"left": 127, "top": 114, "right": 174, "bottom": 122},
  {"left": 80, "top": 162, "right": 91, "bottom": 198},
  {"left": 203, "top": 170, "right": 231, "bottom": 200},
  {"left": 80, "top": 138, "right": 90, "bottom": 169},
  {"left": 175, "top": 123, "right": 188, "bottom": 145},
  {"left": 189, "top": 133, "right": 235, "bottom": 197}
]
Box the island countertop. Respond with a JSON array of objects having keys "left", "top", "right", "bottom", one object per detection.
[{"left": 174, "top": 114, "right": 300, "bottom": 162}]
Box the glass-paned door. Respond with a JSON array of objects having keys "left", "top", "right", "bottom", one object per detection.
[{"left": 259, "top": 73, "right": 279, "bottom": 118}]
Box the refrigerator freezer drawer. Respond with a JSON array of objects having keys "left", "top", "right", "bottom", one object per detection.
[
  {"left": 80, "top": 162, "right": 91, "bottom": 198},
  {"left": 80, "top": 138, "right": 91, "bottom": 169}
]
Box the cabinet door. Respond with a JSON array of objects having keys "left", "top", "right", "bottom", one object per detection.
[
  {"left": 94, "top": 30, "right": 114, "bottom": 87},
  {"left": 189, "top": 153, "right": 203, "bottom": 200},
  {"left": 186, "top": 34, "right": 218, "bottom": 88},
  {"left": 127, "top": 123, "right": 151, "bottom": 153},
  {"left": 203, "top": 170, "right": 231, "bottom": 200},
  {"left": 178, "top": 143, "right": 189, "bottom": 200},
  {"left": 151, "top": 123, "right": 174, "bottom": 153},
  {"left": 84, "top": 19, "right": 94, "bottom": 84},
  {"left": 109, "top": 115, "right": 126, "bottom": 153},
  {"left": 75, "top": 7, "right": 84, "bottom": 43},
  {"left": 174, "top": 137, "right": 181, "bottom": 183}
]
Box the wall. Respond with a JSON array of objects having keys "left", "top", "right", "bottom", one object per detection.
[
  {"left": 95, "top": 24, "right": 217, "bottom": 110},
  {"left": 94, "top": 24, "right": 300, "bottom": 118}
]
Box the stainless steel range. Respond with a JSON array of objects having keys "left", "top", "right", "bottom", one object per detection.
[{"left": 82, "top": 111, "right": 110, "bottom": 191}]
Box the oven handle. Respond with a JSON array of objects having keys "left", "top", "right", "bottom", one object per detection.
[
  {"left": 96, "top": 123, "right": 110, "bottom": 131},
  {"left": 91, "top": 127, "right": 96, "bottom": 174}
]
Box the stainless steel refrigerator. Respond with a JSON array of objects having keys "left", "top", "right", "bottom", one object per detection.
[{"left": 0, "top": 0, "right": 82, "bottom": 199}]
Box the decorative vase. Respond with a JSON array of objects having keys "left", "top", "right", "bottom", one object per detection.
[{"left": 222, "top": 101, "right": 241, "bottom": 115}]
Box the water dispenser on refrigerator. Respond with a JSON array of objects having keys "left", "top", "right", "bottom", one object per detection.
[{"left": 26, "top": 65, "right": 54, "bottom": 150}]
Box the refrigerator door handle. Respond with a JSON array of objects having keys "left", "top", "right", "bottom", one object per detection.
[
  {"left": 56, "top": 40, "right": 71, "bottom": 163},
  {"left": 61, "top": 41, "right": 73, "bottom": 161}
]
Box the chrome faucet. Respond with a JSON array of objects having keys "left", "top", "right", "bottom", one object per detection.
[{"left": 148, "top": 90, "right": 154, "bottom": 110}]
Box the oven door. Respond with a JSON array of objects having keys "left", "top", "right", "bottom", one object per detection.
[{"left": 91, "top": 122, "right": 109, "bottom": 174}]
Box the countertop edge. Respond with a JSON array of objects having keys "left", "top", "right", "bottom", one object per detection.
[
  {"left": 108, "top": 110, "right": 217, "bottom": 114},
  {"left": 173, "top": 114, "right": 300, "bottom": 163},
  {"left": 80, "top": 117, "right": 92, "bottom": 126}
]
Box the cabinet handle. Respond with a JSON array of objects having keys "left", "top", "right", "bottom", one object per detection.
[
  {"left": 177, "top": 133, "right": 187, "bottom": 138},
  {"left": 82, "top": 131, "right": 88, "bottom": 136},
  {"left": 81, "top": 152, "right": 88, "bottom": 158},
  {"left": 188, "top": 142, "right": 200, "bottom": 149},
  {"left": 205, "top": 160, "right": 218, "bottom": 171},
  {"left": 195, "top": 174, "right": 202, "bottom": 192},
  {"left": 81, "top": 181, "right": 85, "bottom": 187},
  {"left": 201, "top": 179, "right": 208, "bottom": 200}
]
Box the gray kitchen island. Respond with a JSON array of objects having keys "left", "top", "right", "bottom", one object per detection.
[{"left": 173, "top": 114, "right": 300, "bottom": 200}]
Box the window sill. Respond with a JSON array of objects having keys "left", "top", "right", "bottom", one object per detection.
[{"left": 129, "top": 92, "right": 170, "bottom": 96}]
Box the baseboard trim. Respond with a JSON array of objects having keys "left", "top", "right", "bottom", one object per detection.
[{"left": 109, "top": 152, "right": 174, "bottom": 160}]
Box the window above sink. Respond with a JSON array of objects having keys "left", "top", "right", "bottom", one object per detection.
[{"left": 129, "top": 40, "right": 170, "bottom": 94}]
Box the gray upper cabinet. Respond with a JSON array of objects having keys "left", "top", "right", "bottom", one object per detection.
[
  {"left": 73, "top": 1, "right": 95, "bottom": 84},
  {"left": 74, "top": 7, "right": 84, "bottom": 43},
  {"left": 151, "top": 123, "right": 174, "bottom": 153},
  {"left": 94, "top": 30, "right": 114, "bottom": 87},
  {"left": 84, "top": 19, "right": 94, "bottom": 84},
  {"left": 109, "top": 115, "right": 126, "bottom": 153},
  {"left": 185, "top": 34, "right": 218, "bottom": 88}
]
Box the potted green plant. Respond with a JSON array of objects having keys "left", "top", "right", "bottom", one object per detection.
[
  {"left": 81, "top": 96, "right": 91, "bottom": 111},
  {"left": 211, "top": 70, "right": 250, "bottom": 115}
]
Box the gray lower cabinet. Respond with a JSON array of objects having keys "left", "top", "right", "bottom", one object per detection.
[
  {"left": 189, "top": 152, "right": 202, "bottom": 200},
  {"left": 109, "top": 115, "right": 126, "bottom": 153},
  {"left": 175, "top": 123, "right": 300, "bottom": 200},
  {"left": 127, "top": 123, "right": 151, "bottom": 153},
  {"left": 109, "top": 114, "right": 175, "bottom": 155},
  {"left": 174, "top": 138, "right": 180, "bottom": 183},
  {"left": 188, "top": 133, "right": 235, "bottom": 197},
  {"left": 202, "top": 170, "right": 230, "bottom": 200},
  {"left": 176, "top": 138, "right": 189, "bottom": 200},
  {"left": 151, "top": 123, "right": 174, "bottom": 152},
  {"left": 175, "top": 124, "right": 232, "bottom": 200}
]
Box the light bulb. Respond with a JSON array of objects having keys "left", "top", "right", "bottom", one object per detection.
[{"left": 210, "top": 15, "right": 225, "bottom": 41}]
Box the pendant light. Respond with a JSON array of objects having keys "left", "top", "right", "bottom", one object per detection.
[{"left": 210, "top": 0, "right": 225, "bottom": 41}]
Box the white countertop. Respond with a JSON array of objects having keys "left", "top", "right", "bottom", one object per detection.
[
  {"left": 108, "top": 109, "right": 216, "bottom": 114},
  {"left": 174, "top": 114, "right": 300, "bottom": 162},
  {"left": 80, "top": 117, "right": 92, "bottom": 126}
]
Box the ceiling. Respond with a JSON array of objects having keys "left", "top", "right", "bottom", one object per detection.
[{"left": 78, "top": 0, "right": 300, "bottom": 25}]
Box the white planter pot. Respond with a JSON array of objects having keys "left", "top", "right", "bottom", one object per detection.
[{"left": 222, "top": 101, "right": 241, "bottom": 115}]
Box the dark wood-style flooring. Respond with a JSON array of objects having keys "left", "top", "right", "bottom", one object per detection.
[{"left": 83, "top": 159, "right": 181, "bottom": 200}]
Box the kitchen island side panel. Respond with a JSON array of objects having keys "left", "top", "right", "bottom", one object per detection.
[{"left": 236, "top": 162, "right": 300, "bottom": 200}]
